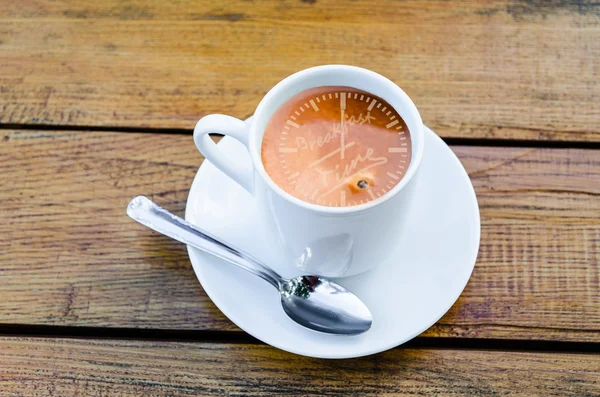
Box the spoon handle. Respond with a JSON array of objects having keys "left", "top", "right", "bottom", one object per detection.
[{"left": 126, "top": 196, "right": 282, "bottom": 288}]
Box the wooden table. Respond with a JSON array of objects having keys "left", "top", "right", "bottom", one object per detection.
[{"left": 1, "top": 1, "right": 599, "bottom": 395}]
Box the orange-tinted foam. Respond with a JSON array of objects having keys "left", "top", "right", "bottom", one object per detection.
[{"left": 262, "top": 86, "right": 412, "bottom": 207}]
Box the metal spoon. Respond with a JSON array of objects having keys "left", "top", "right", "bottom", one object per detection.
[{"left": 126, "top": 196, "right": 372, "bottom": 335}]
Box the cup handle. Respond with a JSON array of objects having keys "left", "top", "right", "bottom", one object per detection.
[{"left": 193, "top": 114, "right": 254, "bottom": 194}]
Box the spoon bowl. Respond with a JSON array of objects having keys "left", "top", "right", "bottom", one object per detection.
[{"left": 281, "top": 276, "right": 372, "bottom": 335}]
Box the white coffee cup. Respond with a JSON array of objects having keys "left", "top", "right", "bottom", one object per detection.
[{"left": 194, "top": 65, "right": 424, "bottom": 277}]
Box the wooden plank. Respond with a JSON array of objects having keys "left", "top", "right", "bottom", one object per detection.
[
  {"left": 1, "top": 1, "right": 598, "bottom": 141},
  {"left": 1, "top": 129, "right": 599, "bottom": 340},
  {"left": 0, "top": 129, "right": 235, "bottom": 331},
  {"left": 0, "top": 337, "right": 598, "bottom": 396},
  {"left": 431, "top": 146, "right": 600, "bottom": 341}
]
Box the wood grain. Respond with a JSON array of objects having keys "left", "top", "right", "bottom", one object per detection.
[
  {"left": 1, "top": 0, "right": 598, "bottom": 141},
  {"left": 1, "top": 129, "right": 599, "bottom": 341},
  {"left": 0, "top": 337, "right": 599, "bottom": 396},
  {"left": 0, "top": 129, "right": 234, "bottom": 330}
]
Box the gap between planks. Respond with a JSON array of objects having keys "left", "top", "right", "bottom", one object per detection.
[
  {"left": 2, "top": 123, "right": 600, "bottom": 150},
  {"left": 0, "top": 324, "right": 598, "bottom": 354}
]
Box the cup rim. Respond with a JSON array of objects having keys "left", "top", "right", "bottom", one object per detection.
[{"left": 249, "top": 65, "right": 425, "bottom": 215}]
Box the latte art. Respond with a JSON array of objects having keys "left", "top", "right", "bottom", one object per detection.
[{"left": 261, "top": 86, "right": 412, "bottom": 207}]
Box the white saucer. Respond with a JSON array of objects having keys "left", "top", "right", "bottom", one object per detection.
[{"left": 185, "top": 120, "right": 480, "bottom": 359}]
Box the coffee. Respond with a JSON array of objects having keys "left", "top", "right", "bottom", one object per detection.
[{"left": 261, "top": 86, "right": 412, "bottom": 207}]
